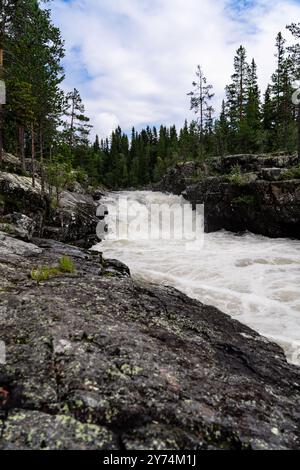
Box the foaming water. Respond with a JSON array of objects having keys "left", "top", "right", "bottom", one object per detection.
[{"left": 95, "top": 191, "right": 300, "bottom": 365}]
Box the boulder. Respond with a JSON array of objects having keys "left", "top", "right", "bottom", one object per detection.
[
  {"left": 0, "top": 172, "right": 49, "bottom": 236},
  {"left": 0, "top": 213, "right": 36, "bottom": 241},
  {"left": 155, "top": 162, "right": 198, "bottom": 195},
  {"left": 0, "top": 235, "right": 300, "bottom": 450},
  {"left": 1, "top": 153, "right": 24, "bottom": 175},
  {"left": 259, "top": 168, "right": 286, "bottom": 181},
  {"left": 44, "top": 191, "right": 99, "bottom": 248}
]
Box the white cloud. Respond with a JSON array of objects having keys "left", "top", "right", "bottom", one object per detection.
[{"left": 52, "top": 0, "right": 300, "bottom": 139}]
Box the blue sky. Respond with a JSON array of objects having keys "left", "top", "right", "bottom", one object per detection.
[{"left": 51, "top": 0, "right": 300, "bottom": 139}]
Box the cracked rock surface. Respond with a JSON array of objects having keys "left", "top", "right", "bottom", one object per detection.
[{"left": 0, "top": 233, "right": 300, "bottom": 450}]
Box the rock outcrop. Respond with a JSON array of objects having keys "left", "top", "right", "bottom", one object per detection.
[
  {"left": 0, "top": 172, "right": 49, "bottom": 236},
  {"left": 44, "top": 191, "right": 100, "bottom": 248},
  {"left": 155, "top": 161, "right": 198, "bottom": 195},
  {"left": 158, "top": 155, "right": 300, "bottom": 239},
  {"left": 1, "top": 233, "right": 300, "bottom": 450},
  {"left": 0, "top": 170, "right": 102, "bottom": 248}
]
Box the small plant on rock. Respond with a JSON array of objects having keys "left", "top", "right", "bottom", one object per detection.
[
  {"left": 30, "top": 256, "right": 76, "bottom": 283},
  {"left": 58, "top": 256, "right": 75, "bottom": 273},
  {"left": 281, "top": 165, "right": 300, "bottom": 180}
]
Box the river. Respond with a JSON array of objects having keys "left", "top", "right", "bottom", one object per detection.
[{"left": 94, "top": 190, "right": 300, "bottom": 365}]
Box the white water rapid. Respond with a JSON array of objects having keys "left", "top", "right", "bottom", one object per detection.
[{"left": 95, "top": 191, "right": 300, "bottom": 365}]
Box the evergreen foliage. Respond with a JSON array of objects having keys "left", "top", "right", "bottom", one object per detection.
[{"left": 0, "top": 2, "right": 299, "bottom": 190}]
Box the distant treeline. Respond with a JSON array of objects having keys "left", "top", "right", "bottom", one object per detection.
[{"left": 0, "top": 1, "right": 299, "bottom": 191}]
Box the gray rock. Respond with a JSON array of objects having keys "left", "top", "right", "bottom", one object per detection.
[
  {"left": 0, "top": 213, "right": 36, "bottom": 241},
  {"left": 0, "top": 235, "right": 300, "bottom": 450},
  {"left": 45, "top": 191, "right": 99, "bottom": 248},
  {"left": 155, "top": 162, "right": 198, "bottom": 195},
  {"left": 183, "top": 178, "right": 300, "bottom": 239},
  {"left": 260, "top": 168, "right": 286, "bottom": 181},
  {"left": 159, "top": 155, "right": 300, "bottom": 239},
  {"left": 209, "top": 154, "right": 298, "bottom": 174},
  {"left": 0, "top": 172, "right": 49, "bottom": 236}
]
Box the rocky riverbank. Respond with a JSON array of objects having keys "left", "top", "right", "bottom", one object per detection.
[
  {"left": 1, "top": 155, "right": 300, "bottom": 450},
  {"left": 1, "top": 233, "right": 300, "bottom": 450},
  {"left": 156, "top": 154, "right": 300, "bottom": 239},
  {"left": 0, "top": 152, "right": 106, "bottom": 248}
]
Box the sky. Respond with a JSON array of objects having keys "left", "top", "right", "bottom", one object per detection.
[{"left": 51, "top": 0, "right": 300, "bottom": 139}]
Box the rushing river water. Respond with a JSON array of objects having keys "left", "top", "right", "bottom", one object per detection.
[{"left": 95, "top": 191, "right": 300, "bottom": 365}]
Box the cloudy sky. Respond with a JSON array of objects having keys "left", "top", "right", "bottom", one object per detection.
[{"left": 51, "top": 0, "right": 300, "bottom": 139}]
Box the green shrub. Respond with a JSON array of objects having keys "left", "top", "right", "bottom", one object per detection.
[
  {"left": 232, "top": 195, "right": 256, "bottom": 206},
  {"left": 281, "top": 165, "right": 300, "bottom": 180},
  {"left": 227, "top": 164, "right": 251, "bottom": 186},
  {"left": 31, "top": 266, "right": 51, "bottom": 283},
  {"left": 0, "top": 224, "right": 13, "bottom": 234},
  {"left": 58, "top": 256, "right": 75, "bottom": 273}
]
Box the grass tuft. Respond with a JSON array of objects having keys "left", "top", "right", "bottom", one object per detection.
[
  {"left": 31, "top": 256, "right": 76, "bottom": 283},
  {"left": 58, "top": 256, "right": 75, "bottom": 273}
]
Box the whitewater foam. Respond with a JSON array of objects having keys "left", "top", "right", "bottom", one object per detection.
[{"left": 94, "top": 191, "right": 300, "bottom": 365}]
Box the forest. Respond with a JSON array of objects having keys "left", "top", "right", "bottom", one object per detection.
[{"left": 0, "top": 0, "right": 300, "bottom": 190}]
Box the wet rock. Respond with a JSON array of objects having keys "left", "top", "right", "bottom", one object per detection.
[
  {"left": 103, "top": 259, "right": 131, "bottom": 278},
  {"left": 90, "top": 187, "right": 107, "bottom": 201},
  {"left": 0, "top": 235, "right": 300, "bottom": 450}
]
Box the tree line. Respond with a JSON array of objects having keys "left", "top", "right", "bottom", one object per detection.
[
  {"left": 0, "top": 1, "right": 299, "bottom": 191},
  {"left": 0, "top": 0, "right": 92, "bottom": 190}
]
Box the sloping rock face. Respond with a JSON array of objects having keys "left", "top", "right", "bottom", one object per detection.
[
  {"left": 158, "top": 155, "right": 300, "bottom": 239},
  {"left": 1, "top": 234, "right": 300, "bottom": 450}
]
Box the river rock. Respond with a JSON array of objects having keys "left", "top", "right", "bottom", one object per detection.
[{"left": 0, "top": 235, "right": 300, "bottom": 450}]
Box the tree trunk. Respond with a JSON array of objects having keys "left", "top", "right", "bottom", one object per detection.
[
  {"left": 0, "top": 48, "right": 4, "bottom": 167},
  {"left": 31, "top": 123, "right": 35, "bottom": 188},
  {"left": 40, "top": 127, "right": 45, "bottom": 193},
  {"left": 18, "top": 125, "right": 25, "bottom": 171},
  {"left": 298, "top": 102, "right": 300, "bottom": 163},
  {"left": 0, "top": 111, "right": 3, "bottom": 166}
]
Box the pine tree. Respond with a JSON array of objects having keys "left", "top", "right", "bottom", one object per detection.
[
  {"left": 270, "top": 32, "right": 295, "bottom": 150},
  {"left": 64, "top": 88, "right": 92, "bottom": 150},
  {"left": 245, "top": 59, "right": 262, "bottom": 151},
  {"left": 287, "top": 23, "right": 300, "bottom": 161},
  {"left": 188, "top": 65, "right": 214, "bottom": 157},
  {"left": 226, "top": 46, "right": 250, "bottom": 131},
  {"left": 262, "top": 85, "right": 275, "bottom": 152}
]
